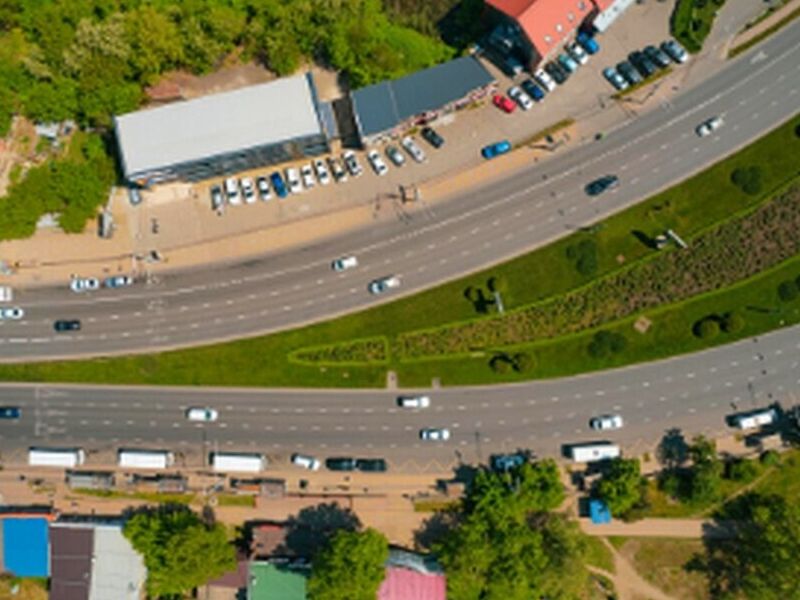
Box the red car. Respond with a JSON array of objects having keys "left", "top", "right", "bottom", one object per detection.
[{"left": 493, "top": 94, "right": 517, "bottom": 113}]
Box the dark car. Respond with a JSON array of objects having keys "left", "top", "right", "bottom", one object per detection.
[
  {"left": 355, "top": 458, "right": 388, "bottom": 473},
  {"left": 269, "top": 172, "right": 288, "bottom": 199},
  {"left": 421, "top": 126, "right": 444, "bottom": 149},
  {"left": 616, "top": 61, "right": 643, "bottom": 85},
  {"left": 629, "top": 51, "right": 657, "bottom": 78},
  {"left": 0, "top": 406, "right": 21, "bottom": 419},
  {"left": 325, "top": 457, "right": 357, "bottom": 471},
  {"left": 644, "top": 44, "right": 671, "bottom": 69},
  {"left": 544, "top": 60, "right": 568, "bottom": 84},
  {"left": 521, "top": 78, "right": 545, "bottom": 101},
  {"left": 54, "top": 319, "right": 81, "bottom": 332},
  {"left": 585, "top": 174, "right": 620, "bottom": 196},
  {"left": 210, "top": 185, "right": 224, "bottom": 211}
]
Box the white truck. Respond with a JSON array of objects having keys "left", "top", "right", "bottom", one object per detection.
[
  {"left": 0, "top": 286, "right": 12, "bottom": 302},
  {"left": 731, "top": 408, "right": 777, "bottom": 431},
  {"left": 568, "top": 443, "right": 621, "bottom": 463},
  {"left": 118, "top": 449, "right": 175, "bottom": 470},
  {"left": 210, "top": 452, "right": 266, "bottom": 473},
  {"left": 29, "top": 447, "right": 86, "bottom": 468}
]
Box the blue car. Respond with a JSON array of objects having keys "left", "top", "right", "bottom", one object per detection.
[
  {"left": 577, "top": 32, "right": 599, "bottom": 55},
  {"left": 481, "top": 140, "right": 511, "bottom": 160},
  {"left": 0, "top": 406, "right": 21, "bottom": 419},
  {"left": 270, "top": 172, "right": 288, "bottom": 198}
]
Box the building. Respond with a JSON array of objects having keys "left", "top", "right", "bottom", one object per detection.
[
  {"left": 0, "top": 513, "right": 51, "bottom": 577},
  {"left": 114, "top": 73, "right": 331, "bottom": 186},
  {"left": 351, "top": 56, "right": 495, "bottom": 145},
  {"left": 248, "top": 561, "right": 308, "bottom": 600},
  {"left": 65, "top": 470, "right": 115, "bottom": 491},
  {"left": 378, "top": 548, "right": 446, "bottom": 600},
  {"left": 591, "top": 0, "right": 637, "bottom": 32}
]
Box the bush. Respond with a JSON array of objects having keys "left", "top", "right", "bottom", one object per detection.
[
  {"left": 694, "top": 318, "right": 720, "bottom": 340},
  {"left": 721, "top": 310, "right": 745, "bottom": 333},
  {"left": 760, "top": 450, "right": 781, "bottom": 466},
  {"left": 725, "top": 458, "right": 760, "bottom": 482},
  {"left": 566, "top": 239, "right": 598, "bottom": 277},
  {"left": 513, "top": 352, "right": 535, "bottom": 373},
  {"left": 777, "top": 280, "right": 798, "bottom": 302},
  {"left": 795, "top": 123, "right": 800, "bottom": 138},
  {"left": 796, "top": 274, "right": 800, "bottom": 289},
  {"left": 490, "top": 355, "right": 513, "bottom": 374},
  {"left": 731, "top": 166, "right": 763, "bottom": 196}
]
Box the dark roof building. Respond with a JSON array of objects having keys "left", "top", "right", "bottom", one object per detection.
[{"left": 50, "top": 526, "right": 93, "bottom": 600}]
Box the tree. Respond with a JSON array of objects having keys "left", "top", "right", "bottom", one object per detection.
[
  {"left": 513, "top": 352, "right": 535, "bottom": 373},
  {"left": 721, "top": 310, "right": 745, "bottom": 333},
  {"left": 687, "top": 435, "right": 722, "bottom": 505},
  {"left": 308, "top": 528, "right": 389, "bottom": 600},
  {"left": 123, "top": 504, "right": 236, "bottom": 598},
  {"left": 694, "top": 318, "right": 720, "bottom": 340},
  {"left": 596, "top": 457, "right": 644, "bottom": 517}
]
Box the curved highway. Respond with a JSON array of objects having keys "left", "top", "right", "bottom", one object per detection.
[{"left": 3, "top": 22, "right": 800, "bottom": 361}]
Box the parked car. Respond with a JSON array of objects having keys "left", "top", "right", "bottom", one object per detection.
[
  {"left": 603, "top": 67, "right": 629, "bottom": 91},
  {"left": 355, "top": 458, "right": 388, "bottom": 472},
  {"left": 577, "top": 31, "right": 599, "bottom": 55},
  {"left": 386, "top": 145, "right": 405, "bottom": 167},
  {"left": 0, "top": 307, "right": 23, "bottom": 320},
  {"left": 210, "top": 185, "right": 224, "bottom": 211},
  {"left": 368, "top": 275, "right": 400, "bottom": 295},
  {"left": 285, "top": 167, "right": 302, "bottom": 194},
  {"left": 127, "top": 186, "right": 142, "bottom": 206},
  {"left": 492, "top": 93, "right": 516, "bottom": 113},
  {"left": 545, "top": 61, "right": 569, "bottom": 84},
  {"left": 328, "top": 156, "right": 348, "bottom": 182},
  {"left": 331, "top": 255, "right": 358, "bottom": 272},
  {"left": 301, "top": 164, "right": 316, "bottom": 189},
  {"left": 644, "top": 44, "right": 671, "bottom": 69},
  {"left": 270, "top": 172, "right": 288, "bottom": 198},
  {"left": 696, "top": 116, "right": 724, "bottom": 137},
  {"left": 397, "top": 395, "right": 430, "bottom": 409},
  {"left": 661, "top": 39, "right": 688, "bottom": 64},
  {"left": 420, "top": 427, "right": 450, "bottom": 441},
  {"left": 54, "top": 319, "right": 81, "bottom": 332},
  {"left": 240, "top": 177, "right": 256, "bottom": 204},
  {"left": 481, "top": 140, "right": 511, "bottom": 160},
  {"left": 490, "top": 452, "right": 527, "bottom": 472},
  {"left": 629, "top": 51, "right": 656, "bottom": 78},
  {"left": 313, "top": 159, "right": 331, "bottom": 185},
  {"left": 521, "top": 79, "right": 545, "bottom": 102},
  {"left": 325, "top": 457, "right": 357, "bottom": 471},
  {"left": 367, "top": 150, "right": 388, "bottom": 176},
  {"left": 0, "top": 406, "right": 21, "bottom": 419},
  {"left": 616, "top": 61, "right": 642, "bottom": 85},
  {"left": 567, "top": 42, "right": 589, "bottom": 65},
  {"left": 585, "top": 174, "right": 620, "bottom": 196},
  {"left": 186, "top": 407, "right": 218, "bottom": 422},
  {"left": 224, "top": 177, "right": 240, "bottom": 205},
  {"left": 103, "top": 275, "right": 133, "bottom": 288},
  {"left": 256, "top": 176, "right": 271, "bottom": 201},
  {"left": 558, "top": 53, "right": 579, "bottom": 73},
  {"left": 343, "top": 150, "right": 363, "bottom": 177},
  {"left": 401, "top": 136, "right": 426, "bottom": 163},
  {"left": 508, "top": 86, "right": 533, "bottom": 110},
  {"left": 590, "top": 414, "right": 624, "bottom": 431},
  {"left": 534, "top": 68, "right": 557, "bottom": 92},
  {"left": 421, "top": 126, "right": 444, "bottom": 149},
  {"left": 291, "top": 453, "right": 321, "bottom": 471},
  {"left": 70, "top": 277, "right": 100, "bottom": 293}
]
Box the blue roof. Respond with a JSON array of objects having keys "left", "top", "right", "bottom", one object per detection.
[
  {"left": 589, "top": 500, "right": 612, "bottom": 525},
  {"left": 2, "top": 518, "right": 50, "bottom": 576}
]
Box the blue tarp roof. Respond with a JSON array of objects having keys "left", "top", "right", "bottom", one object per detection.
[
  {"left": 2, "top": 517, "right": 50, "bottom": 576},
  {"left": 589, "top": 500, "right": 612, "bottom": 525}
]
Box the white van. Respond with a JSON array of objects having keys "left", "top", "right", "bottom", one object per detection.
[
  {"left": 731, "top": 408, "right": 777, "bottom": 430},
  {"left": 568, "top": 443, "right": 620, "bottom": 463}
]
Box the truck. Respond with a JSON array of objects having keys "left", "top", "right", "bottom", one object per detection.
[
  {"left": 731, "top": 408, "right": 777, "bottom": 431},
  {"left": 118, "top": 449, "right": 175, "bottom": 470},
  {"left": 29, "top": 447, "right": 85, "bottom": 468},
  {"left": 210, "top": 452, "right": 266, "bottom": 473},
  {"left": 0, "top": 286, "right": 12, "bottom": 302},
  {"left": 568, "top": 443, "right": 620, "bottom": 463}
]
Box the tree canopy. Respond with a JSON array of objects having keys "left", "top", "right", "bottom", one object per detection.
[{"left": 596, "top": 457, "right": 645, "bottom": 517}]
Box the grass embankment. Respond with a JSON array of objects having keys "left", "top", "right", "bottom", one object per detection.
[
  {"left": 728, "top": 4, "right": 800, "bottom": 58},
  {"left": 0, "top": 117, "right": 798, "bottom": 388},
  {"left": 671, "top": 0, "right": 726, "bottom": 53}
]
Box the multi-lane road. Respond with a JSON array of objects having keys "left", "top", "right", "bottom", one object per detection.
[{"left": 2, "top": 21, "right": 800, "bottom": 361}]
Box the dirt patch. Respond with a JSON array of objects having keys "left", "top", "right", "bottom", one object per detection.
[
  {"left": 152, "top": 62, "right": 276, "bottom": 102},
  {"left": 0, "top": 574, "right": 48, "bottom": 600},
  {"left": 617, "top": 537, "right": 709, "bottom": 600}
]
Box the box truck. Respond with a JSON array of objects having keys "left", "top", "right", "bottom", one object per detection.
[
  {"left": 731, "top": 408, "right": 777, "bottom": 430},
  {"left": 118, "top": 449, "right": 175, "bottom": 470},
  {"left": 29, "top": 447, "right": 85, "bottom": 468},
  {"left": 211, "top": 452, "right": 266, "bottom": 473},
  {"left": 568, "top": 443, "right": 620, "bottom": 463}
]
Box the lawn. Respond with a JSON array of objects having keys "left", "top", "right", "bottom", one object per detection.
[
  {"left": 583, "top": 535, "right": 615, "bottom": 574},
  {"left": 750, "top": 449, "right": 800, "bottom": 498},
  {"left": 617, "top": 537, "right": 709, "bottom": 600},
  {"left": 671, "top": 0, "right": 727, "bottom": 53}
]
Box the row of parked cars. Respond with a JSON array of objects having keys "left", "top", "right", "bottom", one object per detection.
[{"left": 603, "top": 39, "right": 688, "bottom": 91}]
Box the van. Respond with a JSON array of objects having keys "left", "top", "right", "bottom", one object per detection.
[
  {"left": 731, "top": 408, "right": 777, "bottom": 430},
  {"left": 568, "top": 443, "right": 620, "bottom": 463}
]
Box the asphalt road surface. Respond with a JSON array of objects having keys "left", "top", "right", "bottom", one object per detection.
[
  {"left": 0, "top": 323, "right": 796, "bottom": 470},
  {"left": 2, "top": 22, "right": 800, "bottom": 361}
]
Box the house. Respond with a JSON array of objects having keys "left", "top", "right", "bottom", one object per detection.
[
  {"left": 247, "top": 561, "right": 308, "bottom": 600},
  {"left": 378, "top": 548, "right": 446, "bottom": 600}
]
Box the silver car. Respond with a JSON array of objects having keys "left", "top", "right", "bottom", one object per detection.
[
  {"left": 420, "top": 427, "right": 450, "bottom": 441},
  {"left": 401, "top": 136, "right": 426, "bottom": 163}
]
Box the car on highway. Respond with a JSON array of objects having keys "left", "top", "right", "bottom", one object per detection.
[
  {"left": 567, "top": 42, "right": 589, "bottom": 65},
  {"left": 270, "top": 172, "right": 288, "bottom": 198},
  {"left": 343, "top": 150, "right": 363, "bottom": 177},
  {"left": 558, "top": 52, "right": 579, "bottom": 74},
  {"left": 0, "top": 307, "right": 24, "bottom": 320},
  {"left": 240, "top": 177, "right": 256, "bottom": 204},
  {"left": 401, "top": 136, "right": 426, "bottom": 163},
  {"left": 661, "top": 39, "right": 688, "bottom": 64},
  {"left": 644, "top": 44, "right": 671, "bottom": 69},
  {"left": 386, "top": 145, "right": 405, "bottom": 167},
  {"left": 291, "top": 453, "right": 321, "bottom": 471},
  {"left": 585, "top": 174, "right": 620, "bottom": 196},
  {"left": 355, "top": 458, "right": 388, "bottom": 472},
  {"left": 368, "top": 275, "right": 400, "bottom": 295},
  {"left": 186, "top": 407, "right": 219, "bottom": 422},
  {"left": 70, "top": 277, "right": 100, "bottom": 293},
  {"left": 481, "top": 140, "right": 511, "bottom": 160},
  {"left": 616, "top": 60, "right": 642, "bottom": 86},
  {"left": 54, "top": 319, "right": 81, "bottom": 332},
  {"left": 492, "top": 93, "right": 516, "bottom": 113},
  {"left": 256, "top": 176, "right": 272, "bottom": 201},
  {"left": 544, "top": 60, "right": 568, "bottom": 84},
  {"left": 325, "top": 457, "right": 357, "bottom": 471},
  {"left": 508, "top": 86, "right": 533, "bottom": 110},
  {"left": 332, "top": 255, "right": 358, "bottom": 272},
  {"left": 420, "top": 427, "right": 450, "bottom": 441},
  {"left": 313, "top": 159, "right": 331, "bottom": 185},
  {"left": 103, "top": 275, "right": 133, "bottom": 288},
  {"left": 421, "top": 126, "right": 444, "bottom": 149},
  {"left": 328, "top": 156, "right": 348, "bottom": 182},
  {"left": 590, "top": 414, "right": 624, "bottom": 431},
  {"left": 577, "top": 31, "right": 599, "bottom": 55},
  {"left": 397, "top": 395, "right": 430, "bottom": 409},
  {"left": 224, "top": 177, "right": 240, "bottom": 205},
  {"left": 367, "top": 149, "right": 388, "bottom": 176},
  {"left": 521, "top": 78, "right": 545, "bottom": 102},
  {"left": 696, "top": 116, "right": 724, "bottom": 137},
  {"left": 603, "top": 67, "right": 629, "bottom": 91},
  {"left": 301, "top": 164, "right": 316, "bottom": 189},
  {"left": 0, "top": 406, "right": 21, "bottom": 420},
  {"left": 285, "top": 167, "right": 302, "bottom": 194},
  {"left": 534, "top": 68, "right": 556, "bottom": 92},
  {"left": 210, "top": 185, "right": 224, "bottom": 211}
]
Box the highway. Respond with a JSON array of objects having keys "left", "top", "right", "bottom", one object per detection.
[
  {"left": 0, "top": 323, "right": 796, "bottom": 469},
  {"left": 2, "top": 21, "right": 799, "bottom": 361}
]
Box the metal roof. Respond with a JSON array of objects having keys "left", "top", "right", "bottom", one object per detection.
[
  {"left": 89, "top": 525, "right": 146, "bottom": 600},
  {"left": 50, "top": 526, "right": 93, "bottom": 600},
  {"left": 352, "top": 56, "right": 494, "bottom": 137},
  {"left": 1, "top": 517, "right": 50, "bottom": 577},
  {"left": 115, "top": 74, "right": 324, "bottom": 178}
]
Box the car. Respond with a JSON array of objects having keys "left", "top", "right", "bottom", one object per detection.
[
  {"left": 291, "top": 453, "right": 321, "bottom": 471},
  {"left": 327, "top": 157, "right": 348, "bottom": 182},
  {"left": 490, "top": 452, "right": 527, "bottom": 472},
  {"left": 103, "top": 275, "right": 133, "bottom": 288},
  {"left": 285, "top": 167, "right": 302, "bottom": 194},
  {"left": 603, "top": 67, "right": 628, "bottom": 91},
  {"left": 577, "top": 31, "right": 600, "bottom": 55},
  {"left": 421, "top": 126, "right": 444, "bottom": 149},
  {"left": 70, "top": 277, "right": 100, "bottom": 293},
  {"left": 545, "top": 60, "right": 569, "bottom": 84},
  {"left": 343, "top": 150, "right": 363, "bottom": 177},
  {"left": 54, "top": 319, "right": 81, "bottom": 332},
  {"left": 696, "top": 116, "right": 723, "bottom": 137},
  {"left": 332, "top": 255, "right": 358, "bottom": 272},
  {"left": 127, "top": 187, "right": 142, "bottom": 206},
  {"left": 589, "top": 414, "right": 624, "bottom": 431},
  {"left": 616, "top": 61, "right": 642, "bottom": 85},
  {"left": 508, "top": 86, "right": 533, "bottom": 110},
  {"left": 256, "top": 176, "right": 272, "bottom": 201},
  {"left": 629, "top": 51, "right": 656, "bottom": 78},
  {"left": 585, "top": 174, "right": 620, "bottom": 196},
  {"left": 661, "top": 39, "right": 688, "bottom": 64},
  {"left": 313, "top": 159, "right": 331, "bottom": 185},
  {"left": 301, "top": 164, "right": 316, "bottom": 189},
  {"left": 240, "top": 177, "right": 256, "bottom": 204},
  {"left": 558, "top": 52, "right": 579, "bottom": 73},
  {"left": 0, "top": 406, "right": 21, "bottom": 420},
  {"left": 401, "top": 136, "right": 426, "bottom": 163},
  {"left": 367, "top": 150, "right": 388, "bottom": 176},
  {"left": 368, "top": 275, "right": 400, "bottom": 295},
  {"left": 567, "top": 42, "right": 589, "bottom": 65},
  {"left": 210, "top": 185, "right": 224, "bottom": 211},
  {"left": 0, "top": 307, "right": 24, "bottom": 320},
  {"left": 420, "top": 427, "right": 450, "bottom": 441},
  {"left": 397, "top": 395, "right": 430, "bottom": 409},
  {"left": 521, "top": 79, "right": 545, "bottom": 102},
  {"left": 325, "top": 457, "right": 357, "bottom": 471},
  {"left": 270, "top": 172, "right": 288, "bottom": 198},
  {"left": 224, "top": 177, "right": 240, "bottom": 205},
  {"left": 533, "top": 68, "right": 557, "bottom": 92},
  {"left": 481, "top": 140, "right": 511, "bottom": 160},
  {"left": 355, "top": 458, "right": 387, "bottom": 472},
  {"left": 186, "top": 407, "right": 219, "bottom": 422},
  {"left": 492, "top": 93, "right": 516, "bottom": 113},
  {"left": 644, "top": 44, "right": 671, "bottom": 69},
  {"left": 386, "top": 145, "right": 405, "bottom": 167}
]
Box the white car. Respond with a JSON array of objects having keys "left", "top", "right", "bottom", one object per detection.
[
  {"left": 240, "top": 177, "right": 256, "bottom": 204},
  {"left": 285, "top": 167, "right": 302, "bottom": 194},
  {"left": 301, "top": 164, "right": 316, "bottom": 189},
  {"left": 256, "top": 176, "right": 271, "bottom": 201},
  {"left": 567, "top": 42, "right": 589, "bottom": 65},
  {"left": 70, "top": 277, "right": 100, "bottom": 293},
  {"left": 368, "top": 275, "right": 400, "bottom": 295},
  {"left": 508, "top": 86, "right": 533, "bottom": 110},
  {"left": 534, "top": 68, "right": 556, "bottom": 92},
  {"left": 420, "top": 427, "right": 450, "bottom": 441},
  {"left": 401, "top": 136, "right": 426, "bottom": 163},
  {"left": 291, "top": 453, "right": 321, "bottom": 471},
  {"left": 343, "top": 150, "right": 363, "bottom": 177},
  {"left": 696, "top": 116, "right": 724, "bottom": 137},
  {"left": 186, "top": 407, "right": 219, "bottom": 422},
  {"left": 0, "top": 307, "right": 24, "bottom": 320},
  {"left": 224, "top": 177, "right": 240, "bottom": 205},
  {"left": 398, "top": 395, "right": 430, "bottom": 409},
  {"left": 589, "top": 414, "right": 624, "bottom": 431},
  {"left": 367, "top": 150, "right": 388, "bottom": 176},
  {"left": 103, "top": 275, "right": 133, "bottom": 288},
  {"left": 313, "top": 159, "right": 331, "bottom": 185},
  {"left": 332, "top": 255, "right": 358, "bottom": 272}
]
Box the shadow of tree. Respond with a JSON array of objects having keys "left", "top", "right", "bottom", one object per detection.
[
  {"left": 657, "top": 427, "right": 689, "bottom": 469},
  {"left": 277, "top": 502, "right": 361, "bottom": 559},
  {"left": 464, "top": 285, "right": 495, "bottom": 314},
  {"left": 413, "top": 508, "right": 460, "bottom": 552}
]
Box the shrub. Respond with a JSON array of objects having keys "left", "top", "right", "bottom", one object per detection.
[
  {"left": 796, "top": 274, "right": 800, "bottom": 289},
  {"left": 694, "top": 318, "right": 720, "bottom": 339},
  {"left": 513, "top": 352, "right": 535, "bottom": 373},
  {"left": 490, "top": 355, "right": 513, "bottom": 374},
  {"left": 566, "top": 238, "right": 598, "bottom": 277},
  {"left": 587, "top": 330, "right": 627, "bottom": 358},
  {"left": 730, "top": 166, "right": 763, "bottom": 196},
  {"left": 795, "top": 123, "right": 800, "bottom": 138},
  {"left": 721, "top": 311, "right": 745, "bottom": 333},
  {"left": 725, "top": 458, "right": 760, "bottom": 482},
  {"left": 760, "top": 450, "right": 780, "bottom": 466},
  {"left": 777, "top": 280, "right": 798, "bottom": 302}
]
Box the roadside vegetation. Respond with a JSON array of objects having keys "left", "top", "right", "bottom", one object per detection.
[
  {"left": 670, "top": 0, "right": 727, "bottom": 53},
  {"left": 728, "top": 3, "right": 800, "bottom": 58}
]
